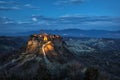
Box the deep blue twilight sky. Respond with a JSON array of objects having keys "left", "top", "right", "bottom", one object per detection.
[{"left": 0, "top": 0, "right": 120, "bottom": 35}]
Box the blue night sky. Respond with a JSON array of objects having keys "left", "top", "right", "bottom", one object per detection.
[{"left": 0, "top": 0, "right": 120, "bottom": 35}]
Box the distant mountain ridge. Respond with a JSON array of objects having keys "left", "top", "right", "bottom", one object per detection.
[
  {"left": 22, "top": 29, "right": 120, "bottom": 38},
  {"left": 1, "top": 29, "right": 120, "bottom": 38}
]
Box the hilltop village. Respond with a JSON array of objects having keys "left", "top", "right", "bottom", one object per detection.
[{"left": 26, "top": 33, "right": 63, "bottom": 54}]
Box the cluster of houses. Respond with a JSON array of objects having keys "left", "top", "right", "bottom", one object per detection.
[
  {"left": 30, "top": 33, "right": 61, "bottom": 42},
  {"left": 26, "top": 33, "right": 62, "bottom": 54}
]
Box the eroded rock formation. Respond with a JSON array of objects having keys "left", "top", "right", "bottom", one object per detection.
[{"left": 0, "top": 33, "right": 109, "bottom": 80}]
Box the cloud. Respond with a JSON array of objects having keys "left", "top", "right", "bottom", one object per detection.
[
  {"left": 17, "top": 21, "right": 31, "bottom": 24},
  {"left": 0, "top": 6, "right": 20, "bottom": 10},
  {"left": 30, "top": 15, "right": 120, "bottom": 31},
  {"left": 0, "top": 1, "right": 18, "bottom": 4},
  {"left": 0, "top": 17, "right": 31, "bottom": 25},
  {"left": 32, "top": 15, "right": 56, "bottom": 21},
  {"left": 1, "top": 15, "right": 118, "bottom": 27},
  {"left": 32, "top": 17, "right": 38, "bottom": 22},
  {"left": 59, "top": 15, "right": 120, "bottom": 23},
  {"left": 24, "top": 4, "right": 41, "bottom": 10},
  {"left": 0, "top": 1, "right": 40, "bottom": 11},
  {"left": 31, "top": 15, "right": 120, "bottom": 24},
  {"left": 0, "top": 1, "right": 20, "bottom": 11},
  {"left": 0, "top": 15, "right": 120, "bottom": 32},
  {"left": 54, "top": 0, "right": 84, "bottom": 5},
  {"left": 0, "top": 17, "right": 15, "bottom": 24}
]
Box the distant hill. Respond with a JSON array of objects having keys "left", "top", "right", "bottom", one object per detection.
[
  {"left": 1, "top": 29, "right": 120, "bottom": 39},
  {"left": 16, "top": 29, "right": 120, "bottom": 39}
]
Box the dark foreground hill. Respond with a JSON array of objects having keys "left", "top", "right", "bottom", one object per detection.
[{"left": 0, "top": 34, "right": 120, "bottom": 80}]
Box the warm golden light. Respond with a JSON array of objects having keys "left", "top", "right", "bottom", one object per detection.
[
  {"left": 26, "top": 40, "right": 38, "bottom": 53},
  {"left": 44, "top": 42, "right": 54, "bottom": 53},
  {"left": 26, "top": 33, "right": 61, "bottom": 55},
  {"left": 42, "top": 41, "right": 54, "bottom": 56},
  {"left": 45, "top": 44, "right": 54, "bottom": 51},
  {"left": 44, "top": 35, "right": 48, "bottom": 41}
]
